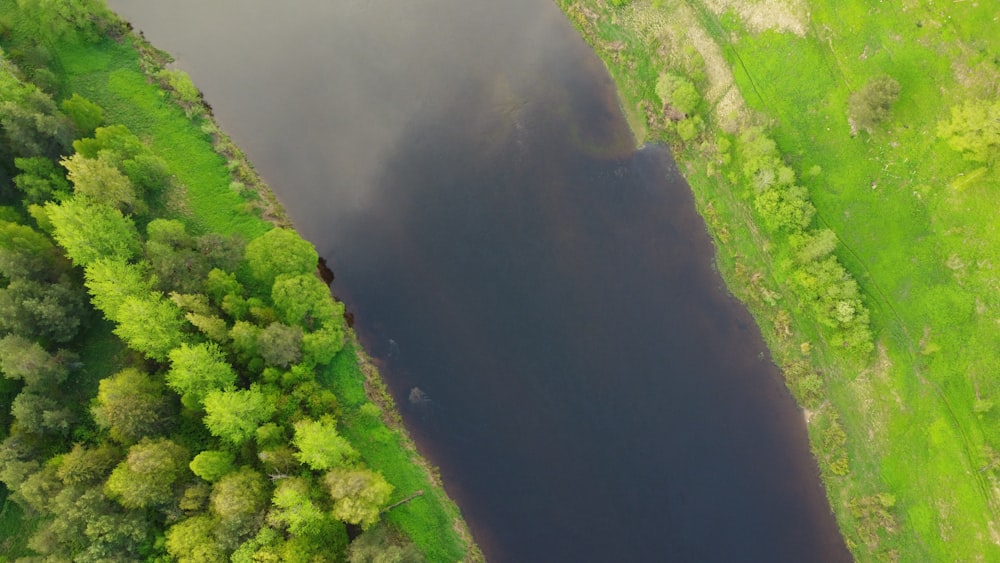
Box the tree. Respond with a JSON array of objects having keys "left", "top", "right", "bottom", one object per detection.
[
  {"left": 0, "top": 80, "right": 73, "bottom": 159},
  {"left": 166, "top": 343, "right": 237, "bottom": 409},
  {"left": 60, "top": 93, "right": 104, "bottom": 137},
  {"left": 268, "top": 476, "right": 327, "bottom": 536},
  {"left": 793, "top": 228, "right": 838, "bottom": 264},
  {"left": 0, "top": 219, "right": 61, "bottom": 279},
  {"left": 15, "top": 0, "right": 115, "bottom": 43},
  {"left": 28, "top": 483, "right": 152, "bottom": 561},
  {"left": 105, "top": 437, "right": 189, "bottom": 509},
  {"left": 56, "top": 443, "right": 120, "bottom": 486},
  {"left": 656, "top": 72, "right": 701, "bottom": 116},
  {"left": 46, "top": 198, "right": 141, "bottom": 266},
  {"left": 189, "top": 450, "right": 235, "bottom": 482},
  {"left": 0, "top": 334, "right": 70, "bottom": 388},
  {"left": 753, "top": 184, "right": 815, "bottom": 232},
  {"left": 203, "top": 386, "right": 277, "bottom": 445},
  {"left": 937, "top": 98, "right": 1000, "bottom": 163},
  {"left": 324, "top": 468, "right": 393, "bottom": 529},
  {"left": 121, "top": 153, "right": 172, "bottom": 197},
  {"left": 84, "top": 258, "right": 155, "bottom": 321},
  {"left": 0, "top": 278, "right": 86, "bottom": 343},
  {"left": 848, "top": 75, "right": 901, "bottom": 133},
  {"left": 145, "top": 219, "right": 205, "bottom": 292},
  {"left": 72, "top": 124, "right": 144, "bottom": 163},
  {"left": 210, "top": 467, "right": 270, "bottom": 545},
  {"left": 347, "top": 523, "right": 425, "bottom": 563},
  {"left": 165, "top": 515, "right": 227, "bottom": 563},
  {"left": 113, "top": 294, "right": 187, "bottom": 361},
  {"left": 302, "top": 321, "right": 345, "bottom": 366},
  {"left": 62, "top": 153, "right": 139, "bottom": 212},
  {"left": 244, "top": 228, "right": 318, "bottom": 289},
  {"left": 91, "top": 368, "right": 172, "bottom": 443},
  {"left": 11, "top": 390, "right": 73, "bottom": 434},
  {"left": 258, "top": 322, "right": 303, "bottom": 368},
  {"left": 271, "top": 273, "right": 338, "bottom": 329},
  {"left": 12, "top": 156, "right": 71, "bottom": 204},
  {"left": 292, "top": 417, "right": 357, "bottom": 471}
]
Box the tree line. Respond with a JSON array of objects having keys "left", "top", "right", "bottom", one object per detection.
[{"left": 0, "top": 25, "right": 422, "bottom": 563}]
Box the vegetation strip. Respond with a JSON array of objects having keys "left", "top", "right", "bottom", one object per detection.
[
  {"left": 0, "top": 1, "right": 479, "bottom": 561},
  {"left": 558, "top": 0, "right": 1000, "bottom": 560}
]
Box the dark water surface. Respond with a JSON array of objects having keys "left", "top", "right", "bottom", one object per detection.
[{"left": 108, "top": 1, "right": 850, "bottom": 561}]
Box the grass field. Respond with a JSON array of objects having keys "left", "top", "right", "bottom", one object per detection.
[
  {"left": 0, "top": 3, "right": 477, "bottom": 560},
  {"left": 558, "top": 0, "right": 1000, "bottom": 559}
]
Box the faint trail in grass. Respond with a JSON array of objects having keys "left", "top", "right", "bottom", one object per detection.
[{"left": 814, "top": 207, "right": 1000, "bottom": 520}]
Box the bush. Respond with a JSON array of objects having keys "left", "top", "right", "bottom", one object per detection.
[{"left": 848, "top": 75, "right": 900, "bottom": 133}]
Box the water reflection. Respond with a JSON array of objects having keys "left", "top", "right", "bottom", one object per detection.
[{"left": 108, "top": 0, "right": 849, "bottom": 560}]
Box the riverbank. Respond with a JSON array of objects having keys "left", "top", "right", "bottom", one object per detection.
[
  {"left": 557, "top": 0, "right": 1000, "bottom": 560},
  {"left": 0, "top": 3, "right": 479, "bottom": 560}
]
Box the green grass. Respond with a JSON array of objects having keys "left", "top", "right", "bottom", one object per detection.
[
  {"left": 0, "top": 4, "right": 476, "bottom": 560},
  {"left": 558, "top": 0, "right": 1000, "bottom": 560},
  {"left": 320, "top": 344, "right": 472, "bottom": 561}
]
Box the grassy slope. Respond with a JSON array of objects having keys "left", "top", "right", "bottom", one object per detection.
[
  {"left": 558, "top": 0, "right": 999, "bottom": 560},
  {"left": 0, "top": 5, "right": 475, "bottom": 561}
]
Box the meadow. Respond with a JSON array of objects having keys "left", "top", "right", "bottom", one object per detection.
[{"left": 558, "top": 0, "right": 1000, "bottom": 559}]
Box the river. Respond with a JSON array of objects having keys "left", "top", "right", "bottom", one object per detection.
[{"left": 107, "top": 1, "right": 850, "bottom": 561}]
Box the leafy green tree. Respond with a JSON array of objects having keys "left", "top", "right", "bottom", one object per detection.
[
  {"left": 12, "top": 156, "right": 71, "bottom": 204},
  {"left": 11, "top": 390, "right": 74, "bottom": 434},
  {"left": 293, "top": 417, "right": 357, "bottom": 471},
  {"left": 348, "top": 523, "right": 425, "bottom": 563},
  {"left": 72, "top": 124, "right": 144, "bottom": 163},
  {"left": 113, "top": 294, "right": 186, "bottom": 361},
  {"left": 17, "top": 463, "right": 62, "bottom": 512},
  {"left": 0, "top": 219, "right": 61, "bottom": 279},
  {"left": 15, "top": 0, "right": 115, "bottom": 43},
  {"left": 104, "top": 437, "right": 189, "bottom": 509},
  {"left": 56, "top": 443, "right": 120, "bottom": 486},
  {"left": 0, "top": 78, "right": 73, "bottom": 159},
  {"left": 0, "top": 278, "right": 85, "bottom": 343},
  {"left": 937, "top": 98, "right": 1000, "bottom": 163},
  {"left": 189, "top": 450, "right": 235, "bottom": 482},
  {"left": 268, "top": 476, "right": 327, "bottom": 536},
  {"left": 121, "top": 152, "right": 172, "bottom": 197},
  {"left": 753, "top": 184, "right": 815, "bottom": 232},
  {"left": 46, "top": 198, "right": 141, "bottom": 266},
  {"left": 84, "top": 258, "right": 155, "bottom": 321},
  {"left": 271, "top": 273, "right": 338, "bottom": 329},
  {"left": 258, "top": 322, "right": 303, "bottom": 368},
  {"left": 179, "top": 482, "right": 211, "bottom": 513},
  {"left": 60, "top": 93, "right": 104, "bottom": 137},
  {"left": 187, "top": 312, "right": 231, "bottom": 343},
  {"left": 165, "top": 515, "right": 227, "bottom": 563},
  {"left": 230, "top": 320, "right": 262, "bottom": 362},
  {"left": 166, "top": 342, "right": 237, "bottom": 409},
  {"left": 656, "top": 72, "right": 701, "bottom": 116},
  {"left": 244, "top": 228, "right": 318, "bottom": 289},
  {"left": 28, "top": 483, "right": 152, "bottom": 562},
  {"left": 793, "top": 228, "right": 838, "bottom": 264},
  {"left": 91, "top": 368, "right": 172, "bottom": 444},
  {"left": 324, "top": 468, "right": 393, "bottom": 529},
  {"left": 0, "top": 334, "right": 70, "bottom": 388},
  {"left": 302, "top": 321, "right": 345, "bottom": 366},
  {"left": 205, "top": 268, "right": 244, "bottom": 304},
  {"left": 62, "top": 152, "right": 139, "bottom": 212},
  {"left": 203, "top": 386, "right": 277, "bottom": 445},
  {"left": 210, "top": 466, "right": 270, "bottom": 545},
  {"left": 848, "top": 75, "right": 901, "bottom": 133}
]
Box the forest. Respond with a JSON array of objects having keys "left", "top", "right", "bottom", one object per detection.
[{"left": 0, "top": 1, "right": 476, "bottom": 561}]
